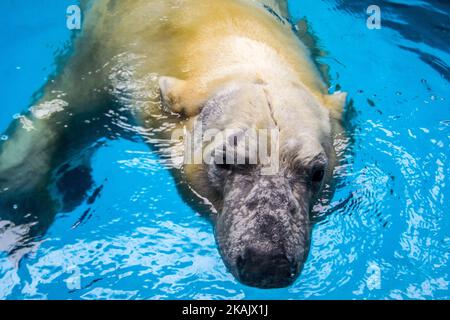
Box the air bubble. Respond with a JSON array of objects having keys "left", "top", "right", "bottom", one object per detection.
[
  {"left": 13, "top": 204, "right": 18, "bottom": 210},
  {"left": 1, "top": 135, "right": 8, "bottom": 141}
]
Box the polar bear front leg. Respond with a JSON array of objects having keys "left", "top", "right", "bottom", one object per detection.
[
  {"left": 0, "top": 67, "right": 112, "bottom": 208},
  {"left": 0, "top": 105, "right": 60, "bottom": 194}
]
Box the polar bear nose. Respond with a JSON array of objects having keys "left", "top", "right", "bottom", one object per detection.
[{"left": 236, "top": 245, "right": 298, "bottom": 288}]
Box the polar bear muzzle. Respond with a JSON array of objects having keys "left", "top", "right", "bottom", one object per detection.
[{"left": 214, "top": 170, "right": 313, "bottom": 289}]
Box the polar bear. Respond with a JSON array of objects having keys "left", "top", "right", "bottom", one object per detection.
[{"left": 0, "top": 0, "right": 346, "bottom": 288}]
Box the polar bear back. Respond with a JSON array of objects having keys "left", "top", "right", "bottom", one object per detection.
[{"left": 78, "top": 0, "right": 327, "bottom": 100}]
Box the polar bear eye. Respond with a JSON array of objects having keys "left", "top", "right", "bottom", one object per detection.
[
  {"left": 216, "top": 162, "right": 233, "bottom": 171},
  {"left": 215, "top": 147, "right": 232, "bottom": 171},
  {"left": 311, "top": 166, "right": 325, "bottom": 183}
]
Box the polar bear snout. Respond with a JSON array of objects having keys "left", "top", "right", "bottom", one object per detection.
[
  {"left": 215, "top": 174, "right": 311, "bottom": 288},
  {"left": 236, "top": 244, "right": 300, "bottom": 288}
]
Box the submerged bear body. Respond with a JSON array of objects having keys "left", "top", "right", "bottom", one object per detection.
[{"left": 0, "top": 0, "right": 346, "bottom": 288}]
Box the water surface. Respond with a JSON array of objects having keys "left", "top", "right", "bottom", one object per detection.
[{"left": 0, "top": 0, "right": 449, "bottom": 299}]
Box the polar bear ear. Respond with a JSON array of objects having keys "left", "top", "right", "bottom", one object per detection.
[
  {"left": 325, "top": 91, "right": 348, "bottom": 120},
  {"left": 159, "top": 76, "right": 187, "bottom": 114}
]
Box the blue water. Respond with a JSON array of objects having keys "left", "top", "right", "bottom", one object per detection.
[{"left": 0, "top": 0, "right": 449, "bottom": 299}]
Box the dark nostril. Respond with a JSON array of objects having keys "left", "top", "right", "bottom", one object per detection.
[
  {"left": 236, "top": 246, "right": 296, "bottom": 288},
  {"left": 236, "top": 255, "right": 245, "bottom": 271},
  {"left": 290, "top": 262, "right": 300, "bottom": 276},
  {"left": 289, "top": 204, "right": 298, "bottom": 216}
]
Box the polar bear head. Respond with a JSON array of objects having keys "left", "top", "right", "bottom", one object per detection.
[{"left": 160, "top": 76, "right": 345, "bottom": 288}]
